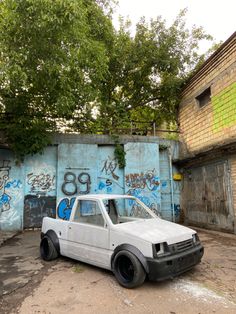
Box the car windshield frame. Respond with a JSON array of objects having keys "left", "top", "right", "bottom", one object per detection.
[{"left": 102, "top": 196, "right": 157, "bottom": 224}]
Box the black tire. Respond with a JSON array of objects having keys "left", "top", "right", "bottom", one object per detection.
[
  {"left": 113, "top": 250, "right": 146, "bottom": 288},
  {"left": 40, "top": 235, "right": 58, "bottom": 261}
]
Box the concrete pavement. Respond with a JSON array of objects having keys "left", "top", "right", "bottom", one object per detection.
[{"left": 0, "top": 228, "right": 236, "bottom": 313}]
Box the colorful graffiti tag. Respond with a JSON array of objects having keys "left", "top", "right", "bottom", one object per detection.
[
  {"left": 57, "top": 197, "right": 76, "bottom": 220},
  {"left": 0, "top": 160, "right": 22, "bottom": 214},
  {"left": 0, "top": 160, "right": 12, "bottom": 213},
  {"left": 125, "top": 169, "right": 161, "bottom": 216},
  {"left": 98, "top": 178, "right": 113, "bottom": 193},
  {"left": 125, "top": 169, "right": 160, "bottom": 191},
  {"left": 0, "top": 159, "right": 23, "bottom": 230}
]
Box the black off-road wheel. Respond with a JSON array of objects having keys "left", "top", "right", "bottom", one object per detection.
[
  {"left": 40, "top": 235, "right": 58, "bottom": 261},
  {"left": 113, "top": 250, "right": 146, "bottom": 288}
]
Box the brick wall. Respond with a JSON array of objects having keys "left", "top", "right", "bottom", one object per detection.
[{"left": 179, "top": 34, "right": 236, "bottom": 157}]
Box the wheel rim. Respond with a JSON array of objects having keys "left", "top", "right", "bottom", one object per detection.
[{"left": 117, "top": 255, "right": 134, "bottom": 282}]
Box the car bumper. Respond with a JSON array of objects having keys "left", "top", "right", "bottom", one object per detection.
[{"left": 146, "top": 244, "right": 204, "bottom": 281}]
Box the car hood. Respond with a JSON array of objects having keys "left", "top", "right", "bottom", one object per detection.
[{"left": 114, "top": 218, "right": 195, "bottom": 245}]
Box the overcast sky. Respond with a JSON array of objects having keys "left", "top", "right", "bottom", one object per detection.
[{"left": 113, "top": 0, "right": 236, "bottom": 51}]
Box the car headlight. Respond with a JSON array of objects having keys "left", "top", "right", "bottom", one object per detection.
[
  {"left": 154, "top": 242, "right": 170, "bottom": 257},
  {"left": 192, "top": 233, "right": 200, "bottom": 244}
]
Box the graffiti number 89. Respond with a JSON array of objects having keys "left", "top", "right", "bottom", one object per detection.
[{"left": 62, "top": 172, "right": 91, "bottom": 196}]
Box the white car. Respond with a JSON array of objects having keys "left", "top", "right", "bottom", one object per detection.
[{"left": 40, "top": 194, "right": 204, "bottom": 288}]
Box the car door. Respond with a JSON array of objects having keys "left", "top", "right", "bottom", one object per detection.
[{"left": 66, "top": 199, "right": 111, "bottom": 269}]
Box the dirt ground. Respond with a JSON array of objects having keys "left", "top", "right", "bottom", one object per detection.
[{"left": 0, "top": 228, "right": 236, "bottom": 314}]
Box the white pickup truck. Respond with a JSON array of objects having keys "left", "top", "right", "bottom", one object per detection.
[{"left": 40, "top": 194, "right": 204, "bottom": 288}]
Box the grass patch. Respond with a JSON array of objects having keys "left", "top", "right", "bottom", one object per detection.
[{"left": 73, "top": 264, "right": 84, "bottom": 273}]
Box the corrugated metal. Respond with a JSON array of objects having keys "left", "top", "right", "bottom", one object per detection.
[{"left": 183, "top": 160, "right": 234, "bottom": 232}]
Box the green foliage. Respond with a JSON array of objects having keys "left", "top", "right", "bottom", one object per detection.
[
  {"left": 114, "top": 144, "right": 126, "bottom": 168},
  {"left": 111, "top": 134, "right": 126, "bottom": 168},
  {"left": 0, "top": 2, "right": 214, "bottom": 158},
  {"left": 159, "top": 144, "right": 169, "bottom": 150},
  {"left": 96, "top": 8, "right": 213, "bottom": 133},
  {"left": 0, "top": 0, "right": 114, "bottom": 158}
]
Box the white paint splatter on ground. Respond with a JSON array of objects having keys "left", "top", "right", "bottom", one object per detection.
[{"left": 173, "top": 279, "right": 230, "bottom": 304}]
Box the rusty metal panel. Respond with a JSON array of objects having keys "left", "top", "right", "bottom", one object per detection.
[{"left": 183, "top": 160, "right": 234, "bottom": 232}]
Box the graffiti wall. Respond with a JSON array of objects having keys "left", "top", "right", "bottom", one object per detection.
[
  {"left": 23, "top": 147, "right": 57, "bottom": 228},
  {"left": 96, "top": 145, "right": 124, "bottom": 195},
  {"left": 124, "top": 143, "right": 161, "bottom": 216},
  {"left": 0, "top": 150, "right": 24, "bottom": 231},
  {"left": 0, "top": 137, "right": 180, "bottom": 231},
  {"left": 57, "top": 144, "right": 97, "bottom": 220}
]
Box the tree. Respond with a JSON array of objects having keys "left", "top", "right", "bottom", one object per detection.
[
  {"left": 0, "top": 0, "right": 115, "bottom": 158},
  {"left": 0, "top": 2, "right": 213, "bottom": 158},
  {"left": 95, "top": 9, "right": 213, "bottom": 134}
]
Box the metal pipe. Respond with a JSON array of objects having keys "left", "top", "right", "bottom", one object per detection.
[{"left": 168, "top": 147, "right": 175, "bottom": 222}]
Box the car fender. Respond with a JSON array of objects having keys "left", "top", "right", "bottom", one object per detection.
[{"left": 111, "top": 243, "right": 149, "bottom": 274}]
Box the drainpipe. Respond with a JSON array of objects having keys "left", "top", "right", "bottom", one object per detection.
[{"left": 168, "top": 147, "right": 175, "bottom": 222}]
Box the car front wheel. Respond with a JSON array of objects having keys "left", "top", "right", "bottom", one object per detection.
[{"left": 113, "top": 250, "right": 146, "bottom": 288}]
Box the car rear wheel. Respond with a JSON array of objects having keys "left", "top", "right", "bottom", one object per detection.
[
  {"left": 113, "top": 250, "right": 146, "bottom": 288},
  {"left": 40, "top": 235, "right": 58, "bottom": 261}
]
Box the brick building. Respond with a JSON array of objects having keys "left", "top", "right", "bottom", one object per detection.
[{"left": 177, "top": 31, "right": 236, "bottom": 233}]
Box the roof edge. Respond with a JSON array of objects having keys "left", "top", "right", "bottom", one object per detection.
[{"left": 182, "top": 31, "right": 236, "bottom": 92}]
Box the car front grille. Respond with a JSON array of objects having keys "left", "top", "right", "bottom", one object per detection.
[{"left": 169, "top": 239, "right": 194, "bottom": 253}]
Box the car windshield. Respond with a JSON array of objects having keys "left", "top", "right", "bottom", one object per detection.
[{"left": 103, "top": 197, "right": 155, "bottom": 224}]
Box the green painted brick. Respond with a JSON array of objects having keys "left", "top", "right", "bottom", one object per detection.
[{"left": 212, "top": 81, "right": 236, "bottom": 132}]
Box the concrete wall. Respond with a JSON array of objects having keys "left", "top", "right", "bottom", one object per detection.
[
  {"left": 179, "top": 34, "right": 236, "bottom": 157},
  {"left": 0, "top": 135, "right": 180, "bottom": 231}
]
